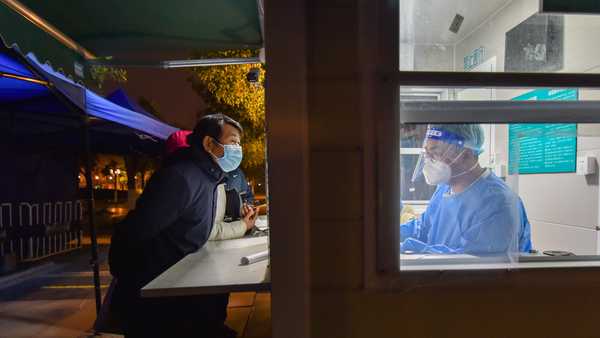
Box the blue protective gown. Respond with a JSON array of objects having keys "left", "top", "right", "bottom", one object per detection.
[{"left": 400, "top": 170, "right": 532, "bottom": 254}]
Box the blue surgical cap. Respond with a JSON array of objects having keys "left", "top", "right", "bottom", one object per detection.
[{"left": 426, "top": 124, "right": 485, "bottom": 155}]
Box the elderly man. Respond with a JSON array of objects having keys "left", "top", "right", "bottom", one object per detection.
[
  {"left": 109, "top": 114, "right": 244, "bottom": 337},
  {"left": 401, "top": 124, "right": 532, "bottom": 255}
]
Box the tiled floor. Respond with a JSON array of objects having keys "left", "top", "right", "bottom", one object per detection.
[
  {"left": 90, "top": 292, "right": 271, "bottom": 337},
  {"left": 226, "top": 292, "right": 272, "bottom": 338}
]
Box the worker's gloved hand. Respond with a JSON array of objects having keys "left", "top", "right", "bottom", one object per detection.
[
  {"left": 400, "top": 238, "right": 428, "bottom": 253},
  {"left": 400, "top": 205, "right": 417, "bottom": 224}
]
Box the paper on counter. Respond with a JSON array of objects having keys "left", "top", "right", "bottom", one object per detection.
[
  {"left": 241, "top": 250, "right": 269, "bottom": 265},
  {"left": 255, "top": 218, "right": 268, "bottom": 230}
]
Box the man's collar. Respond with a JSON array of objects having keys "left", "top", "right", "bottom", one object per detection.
[
  {"left": 189, "top": 146, "right": 224, "bottom": 182},
  {"left": 225, "top": 168, "right": 240, "bottom": 178}
]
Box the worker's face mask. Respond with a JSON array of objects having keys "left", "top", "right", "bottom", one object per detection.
[
  {"left": 422, "top": 148, "right": 464, "bottom": 185},
  {"left": 422, "top": 147, "right": 481, "bottom": 186},
  {"left": 422, "top": 157, "right": 451, "bottom": 185},
  {"left": 211, "top": 138, "right": 243, "bottom": 172}
]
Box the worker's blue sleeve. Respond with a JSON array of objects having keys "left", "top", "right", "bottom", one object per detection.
[
  {"left": 400, "top": 213, "right": 430, "bottom": 242},
  {"left": 400, "top": 211, "right": 437, "bottom": 253},
  {"left": 400, "top": 218, "right": 418, "bottom": 239},
  {"left": 400, "top": 189, "right": 441, "bottom": 248}
]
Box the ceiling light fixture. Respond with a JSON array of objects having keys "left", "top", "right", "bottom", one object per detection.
[
  {"left": 449, "top": 13, "right": 465, "bottom": 34},
  {"left": 160, "top": 57, "right": 262, "bottom": 69}
]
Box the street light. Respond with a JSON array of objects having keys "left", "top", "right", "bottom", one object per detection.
[
  {"left": 114, "top": 169, "right": 121, "bottom": 189},
  {"left": 112, "top": 168, "right": 121, "bottom": 203}
]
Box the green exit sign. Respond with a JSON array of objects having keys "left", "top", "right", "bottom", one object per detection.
[{"left": 541, "top": 0, "right": 600, "bottom": 14}]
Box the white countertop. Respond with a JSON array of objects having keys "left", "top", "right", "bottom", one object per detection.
[{"left": 142, "top": 236, "right": 270, "bottom": 298}]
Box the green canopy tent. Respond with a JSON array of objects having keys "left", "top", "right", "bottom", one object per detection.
[{"left": 1, "top": 0, "right": 264, "bottom": 80}]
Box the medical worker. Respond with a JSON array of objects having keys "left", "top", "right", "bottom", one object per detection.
[{"left": 401, "top": 124, "right": 532, "bottom": 255}]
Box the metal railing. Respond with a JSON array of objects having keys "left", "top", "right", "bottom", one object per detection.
[{"left": 0, "top": 200, "right": 84, "bottom": 262}]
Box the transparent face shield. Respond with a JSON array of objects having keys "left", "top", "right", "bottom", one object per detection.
[{"left": 410, "top": 126, "right": 468, "bottom": 183}]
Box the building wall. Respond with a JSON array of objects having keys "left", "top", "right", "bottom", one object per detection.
[
  {"left": 414, "top": 44, "right": 455, "bottom": 71},
  {"left": 103, "top": 68, "right": 203, "bottom": 130},
  {"left": 453, "top": 0, "right": 538, "bottom": 72},
  {"left": 267, "top": 1, "right": 600, "bottom": 337}
]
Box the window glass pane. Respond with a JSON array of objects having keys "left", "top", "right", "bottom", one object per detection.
[
  {"left": 400, "top": 0, "right": 600, "bottom": 74},
  {"left": 399, "top": 86, "right": 600, "bottom": 124},
  {"left": 399, "top": 121, "right": 600, "bottom": 271},
  {"left": 398, "top": 85, "right": 600, "bottom": 270}
]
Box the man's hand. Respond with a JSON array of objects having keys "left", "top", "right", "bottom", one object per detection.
[{"left": 242, "top": 203, "right": 258, "bottom": 230}]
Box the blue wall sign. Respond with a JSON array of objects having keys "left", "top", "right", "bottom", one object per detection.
[
  {"left": 508, "top": 89, "right": 578, "bottom": 174},
  {"left": 464, "top": 46, "right": 486, "bottom": 71}
]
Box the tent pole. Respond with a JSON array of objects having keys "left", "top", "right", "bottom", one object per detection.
[
  {"left": 82, "top": 114, "right": 102, "bottom": 315},
  {"left": 8, "top": 42, "right": 103, "bottom": 316}
]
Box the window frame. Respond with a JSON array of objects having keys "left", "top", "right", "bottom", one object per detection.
[{"left": 366, "top": 0, "right": 600, "bottom": 290}]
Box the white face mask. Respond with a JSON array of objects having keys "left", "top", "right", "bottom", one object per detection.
[
  {"left": 422, "top": 149, "right": 470, "bottom": 186},
  {"left": 423, "top": 158, "right": 451, "bottom": 185}
]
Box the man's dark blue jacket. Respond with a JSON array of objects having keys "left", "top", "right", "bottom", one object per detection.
[
  {"left": 225, "top": 168, "right": 254, "bottom": 204},
  {"left": 109, "top": 147, "right": 223, "bottom": 292}
]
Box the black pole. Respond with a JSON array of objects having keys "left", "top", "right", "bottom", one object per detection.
[
  {"left": 6, "top": 45, "right": 104, "bottom": 316},
  {"left": 82, "top": 114, "right": 102, "bottom": 315}
]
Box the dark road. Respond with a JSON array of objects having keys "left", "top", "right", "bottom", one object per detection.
[{"left": 0, "top": 244, "right": 111, "bottom": 338}]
